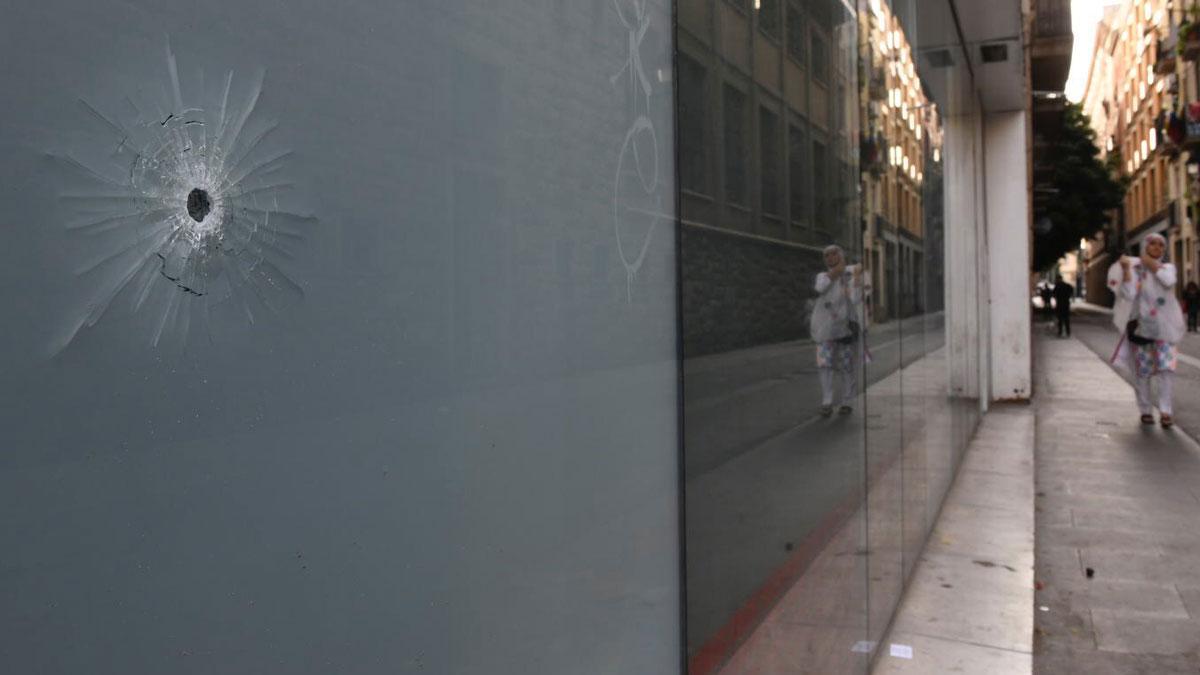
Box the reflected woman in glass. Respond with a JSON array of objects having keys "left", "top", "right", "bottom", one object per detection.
[{"left": 811, "top": 245, "right": 864, "bottom": 417}]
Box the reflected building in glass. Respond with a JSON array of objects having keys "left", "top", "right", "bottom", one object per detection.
[
  {"left": 678, "top": 0, "right": 861, "bottom": 357},
  {"left": 859, "top": 0, "right": 939, "bottom": 323}
]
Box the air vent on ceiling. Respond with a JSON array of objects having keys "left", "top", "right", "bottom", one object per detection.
[
  {"left": 925, "top": 49, "right": 955, "bottom": 68},
  {"left": 980, "top": 43, "right": 1009, "bottom": 63}
]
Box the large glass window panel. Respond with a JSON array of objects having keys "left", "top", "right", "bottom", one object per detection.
[
  {"left": 0, "top": 2, "right": 680, "bottom": 673},
  {"left": 681, "top": 1, "right": 867, "bottom": 672}
]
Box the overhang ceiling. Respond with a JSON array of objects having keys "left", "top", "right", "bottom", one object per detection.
[{"left": 907, "top": 0, "right": 1028, "bottom": 114}]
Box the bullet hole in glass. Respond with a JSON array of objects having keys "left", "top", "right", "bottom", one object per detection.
[{"left": 187, "top": 188, "right": 212, "bottom": 223}]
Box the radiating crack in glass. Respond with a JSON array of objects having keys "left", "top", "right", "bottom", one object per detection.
[
  {"left": 49, "top": 39, "right": 315, "bottom": 353},
  {"left": 611, "top": 0, "right": 668, "bottom": 304}
]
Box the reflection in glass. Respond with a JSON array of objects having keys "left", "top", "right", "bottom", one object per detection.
[
  {"left": 681, "top": 0, "right": 868, "bottom": 672},
  {"left": 723, "top": 84, "right": 750, "bottom": 205},
  {"left": 680, "top": 0, "right": 982, "bottom": 670}
]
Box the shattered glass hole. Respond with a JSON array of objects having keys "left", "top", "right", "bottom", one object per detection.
[
  {"left": 187, "top": 188, "right": 212, "bottom": 223},
  {"left": 48, "top": 39, "right": 318, "bottom": 354}
]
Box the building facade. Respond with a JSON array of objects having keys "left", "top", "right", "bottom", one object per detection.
[
  {"left": 859, "top": 0, "right": 938, "bottom": 323},
  {"left": 677, "top": 0, "right": 861, "bottom": 355},
  {"left": 1081, "top": 0, "right": 1200, "bottom": 304}
]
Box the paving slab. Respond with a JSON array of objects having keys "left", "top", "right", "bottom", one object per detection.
[{"left": 875, "top": 632, "right": 1032, "bottom": 675}]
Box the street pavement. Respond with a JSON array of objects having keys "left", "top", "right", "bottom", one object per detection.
[
  {"left": 1063, "top": 306, "right": 1200, "bottom": 439},
  {"left": 1033, "top": 323, "right": 1200, "bottom": 673}
]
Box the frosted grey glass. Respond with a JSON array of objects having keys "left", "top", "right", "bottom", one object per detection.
[{"left": 0, "top": 2, "right": 680, "bottom": 674}]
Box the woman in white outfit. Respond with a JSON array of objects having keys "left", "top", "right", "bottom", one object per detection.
[
  {"left": 1107, "top": 233, "right": 1186, "bottom": 428},
  {"left": 811, "top": 245, "right": 864, "bottom": 417}
]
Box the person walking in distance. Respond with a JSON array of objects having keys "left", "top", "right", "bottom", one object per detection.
[
  {"left": 1185, "top": 281, "right": 1200, "bottom": 332},
  {"left": 1039, "top": 284, "right": 1054, "bottom": 321},
  {"left": 1107, "top": 233, "right": 1186, "bottom": 428},
  {"left": 811, "top": 245, "right": 865, "bottom": 417},
  {"left": 1053, "top": 275, "right": 1074, "bottom": 337}
]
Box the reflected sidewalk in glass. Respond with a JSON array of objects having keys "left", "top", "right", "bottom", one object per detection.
[{"left": 686, "top": 330, "right": 970, "bottom": 673}]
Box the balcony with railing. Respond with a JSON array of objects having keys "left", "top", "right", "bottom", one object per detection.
[
  {"left": 1158, "top": 103, "right": 1200, "bottom": 159},
  {"left": 1033, "top": 0, "right": 1071, "bottom": 39},
  {"left": 1032, "top": 0, "right": 1072, "bottom": 91}
]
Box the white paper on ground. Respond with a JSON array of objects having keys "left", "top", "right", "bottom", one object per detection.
[{"left": 889, "top": 643, "right": 914, "bottom": 659}]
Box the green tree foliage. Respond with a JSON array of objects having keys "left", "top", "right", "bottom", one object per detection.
[{"left": 1032, "top": 102, "right": 1126, "bottom": 271}]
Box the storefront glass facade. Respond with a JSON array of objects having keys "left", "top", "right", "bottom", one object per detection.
[
  {"left": 1, "top": 1, "right": 992, "bottom": 673},
  {"left": 679, "top": 0, "right": 986, "bottom": 671}
]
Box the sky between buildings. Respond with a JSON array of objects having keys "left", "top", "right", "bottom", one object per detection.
[{"left": 1066, "top": 0, "right": 1122, "bottom": 102}]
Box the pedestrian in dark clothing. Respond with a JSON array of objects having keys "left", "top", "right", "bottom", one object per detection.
[
  {"left": 1186, "top": 282, "right": 1200, "bottom": 332},
  {"left": 1053, "top": 275, "right": 1074, "bottom": 337}
]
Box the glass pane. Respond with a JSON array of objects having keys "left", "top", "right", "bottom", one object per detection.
[
  {"left": 0, "top": 2, "right": 681, "bottom": 673},
  {"left": 681, "top": 0, "right": 868, "bottom": 672}
]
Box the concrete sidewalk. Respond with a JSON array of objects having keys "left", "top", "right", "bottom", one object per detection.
[
  {"left": 873, "top": 329, "right": 1200, "bottom": 674},
  {"left": 1034, "top": 333, "right": 1200, "bottom": 673},
  {"left": 871, "top": 405, "right": 1036, "bottom": 674}
]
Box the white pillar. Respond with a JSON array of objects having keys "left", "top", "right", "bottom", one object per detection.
[
  {"left": 944, "top": 112, "right": 982, "bottom": 402},
  {"left": 984, "top": 111, "right": 1032, "bottom": 401}
]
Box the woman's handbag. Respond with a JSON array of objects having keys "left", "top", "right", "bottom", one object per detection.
[
  {"left": 835, "top": 281, "right": 860, "bottom": 346},
  {"left": 836, "top": 321, "right": 860, "bottom": 346},
  {"left": 1125, "top": 268, "right": 1154, "bottom": 346},
  {"left": 1126, "top": 320, "right": 1154, "bottom": 346}
]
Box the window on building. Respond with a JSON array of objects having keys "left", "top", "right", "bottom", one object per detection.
[
  {"left": 839, "top": 161, "right": 852, "bottom": 229},
  {"left": 786, "top": 2, "right": 805, "bottom": 65},
  {"left": 724, "top": 84, "right": 748, "bottom": 205},
  {"left": 1148, "top": 176, "right": 1154, "bottom": 213},
  {"left": 788, "top": 124, "right": 809, "bottom": 222},
  {"left": 678, "top": 52, "right": 710, "bottom": 195},
  {"left": 760, "top": 107, "right": 782, "bottom": 215},
  {"left": 758, "top": 0, "right": 782, "bottom": 41},
  {"left": 809, "top": 0, "right": 833, "bottom": 30},
  {"left": 811, "top": 29, "right": 830, "bottom": 83},
  {"left": 813, "top": 139, "right": 830, "bottom": 226}
]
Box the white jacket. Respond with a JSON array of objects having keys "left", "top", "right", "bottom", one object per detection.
[
  {"left": 810, "top": 266, "right": 864, "bottom": 343},
  {"left": 1106, "top": 258, "right": 1185, "bottom": 344}
]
